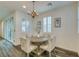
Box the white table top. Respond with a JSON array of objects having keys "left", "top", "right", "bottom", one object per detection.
[
  {"left": 31, "top": 36, "right": 48, "bottom": 42},
  {"left": 21, "top": 35, "right": 48, "bottom": 43}
]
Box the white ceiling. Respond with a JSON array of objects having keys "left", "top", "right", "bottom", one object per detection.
[{"left": 0, "top": 1, "right": 73, "bottom": 20}]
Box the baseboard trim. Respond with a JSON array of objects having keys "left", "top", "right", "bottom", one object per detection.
[{"left": 55, "top": 47, "right": 78, "bottom": 57}]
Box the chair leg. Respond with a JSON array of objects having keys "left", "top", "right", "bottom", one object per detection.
[
  {"left": 53, "top": 49, "right": 56, "bottom": 57},
  {"left": 27, "top": 53, "right": 29, "bottom": 57},
  {"left": 49, "top": 52, "right": 51, "bottom": 57}
]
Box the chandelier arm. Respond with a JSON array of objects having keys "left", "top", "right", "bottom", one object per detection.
[{"left": 33, "top": 1, "right": 35, "bottom": 10}]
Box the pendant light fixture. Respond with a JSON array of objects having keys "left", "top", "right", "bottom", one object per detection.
[{"left": 31, "top": 1, "right": 38, "bottom": 18}]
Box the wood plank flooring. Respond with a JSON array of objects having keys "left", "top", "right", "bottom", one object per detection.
[
  {"left": 0, "top": 39, "right": 27, "bottom": 57},
  {"left": 0, "top": 39, "right": 78, "bottom": 57}
]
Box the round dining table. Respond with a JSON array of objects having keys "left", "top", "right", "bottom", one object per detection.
[{"left": 31, "top": 36, "right": 48, "bottom": 56}]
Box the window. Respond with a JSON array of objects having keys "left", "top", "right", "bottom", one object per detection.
[
  {"left": 21, "top": 19, "right": 31, "bottom": 32},
  {"left": 43, "top": 16, "right": 52, "bottom": 32}
]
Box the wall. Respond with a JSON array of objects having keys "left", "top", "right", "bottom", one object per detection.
[
  {"left": 35, "top": 2, "right": 78, "bottom": 52},
  {"left": 13, "top": 11, "right": 33, "bottom": 45}
]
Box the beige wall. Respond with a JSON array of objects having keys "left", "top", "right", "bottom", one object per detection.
[{"left": 35, "top": 2, "right": 78, "bottom": 52}]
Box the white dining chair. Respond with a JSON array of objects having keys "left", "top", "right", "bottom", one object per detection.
[
  {"left": 20, "top": 37, "right": 37, "bottom": 57},
  {"left": 40, "top": 36, "right": 56, "bottom": 57}
]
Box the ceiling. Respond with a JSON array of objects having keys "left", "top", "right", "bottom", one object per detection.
[{"left": 0, "top": 1, "right": 73, "bottom": 20}]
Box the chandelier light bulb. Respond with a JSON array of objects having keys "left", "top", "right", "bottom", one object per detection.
[{"left": 22, "top": 5, "right": 26, "bottom": 9}]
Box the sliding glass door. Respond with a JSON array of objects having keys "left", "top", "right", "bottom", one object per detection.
[{"left": 3, "top": 17, "right": 15, "bottom": 42}]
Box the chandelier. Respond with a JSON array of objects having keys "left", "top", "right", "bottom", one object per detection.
[{"left": 31, "top": 1, "right": 38, "bottom": 18}]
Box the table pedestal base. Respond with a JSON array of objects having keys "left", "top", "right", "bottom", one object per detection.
[{"left": 32, "top": 47, "right": 44, "bottom": 56}]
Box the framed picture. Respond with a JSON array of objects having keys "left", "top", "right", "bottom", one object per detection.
[{"left": 55, "top": 17, "right": 61, "bottom": 28}]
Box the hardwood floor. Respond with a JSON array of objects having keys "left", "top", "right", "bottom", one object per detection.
[
  {"left": 0, "top": 39, "right": 78, "bottom": 57},
  {"left": 0, "top": 39, "right": 27, "bottom": 57}
]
